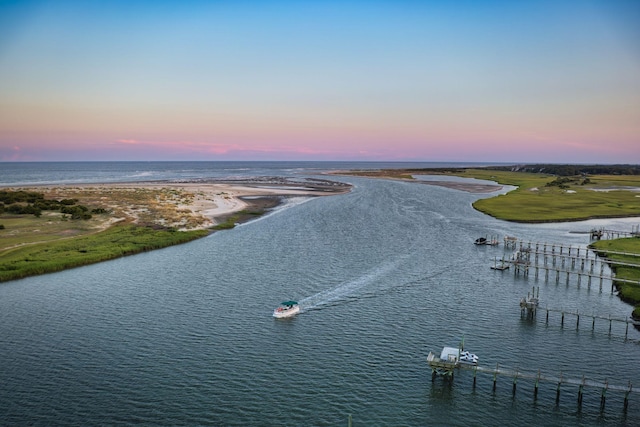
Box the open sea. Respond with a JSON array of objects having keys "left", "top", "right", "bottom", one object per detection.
[{"left": 1, "top": 161, "right": 640, "bottom": 426}]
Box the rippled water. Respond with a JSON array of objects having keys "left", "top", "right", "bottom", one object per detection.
[{"left": 1, "top": 173, "right": 640, "bottom": 426}]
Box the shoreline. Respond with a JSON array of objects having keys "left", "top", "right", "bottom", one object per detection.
[
  {"left": 0, "top": 178, "right": 351, "bottom": 282},
  {"left": 329, "top": 170, "right": 503, "bottom": 194},
  {"left": 2, "top": 177, "right": 352, "bottom": 232}
]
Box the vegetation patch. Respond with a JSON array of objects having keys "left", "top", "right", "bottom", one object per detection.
[
  {"left": 0, "top": 224, "right": 208, "bottom": 282},
  {"left": 464, "top": 171, "right": 640, "bottom": 222},
  {"left": 212, "top": 209, "right": 266, "bottom": 230},
  {"left": 590, "top": 238, "right": 640, "bottom": 319},
  {"left": 339, "top": 167, "right": 640, "bottom": 223},
  {"left": 0, "top": 189, "right": 97, "bottom": 219}
]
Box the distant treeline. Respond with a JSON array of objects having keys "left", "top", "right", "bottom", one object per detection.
[
  {"left": 483, "top": 164, "right": 640, "bottom": 176},
  {"left": 0, "top": 190, "right": 107, "bottom": 219}
]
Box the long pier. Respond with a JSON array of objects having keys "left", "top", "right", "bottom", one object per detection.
[
  {"left": 427, "top": 353, "right": 634, "bottom": 411},
  {"left": 492, "top": 241, "right": 640, "bottom": 293},
  {"left": 517, "top": 286, "right": 640, "bottom": 340},
  {"left": 590, "top": 226, "right": 640, "bottom": 240},
  {"left": 528, "top": 307, "right": 638, "bottom": 340}
]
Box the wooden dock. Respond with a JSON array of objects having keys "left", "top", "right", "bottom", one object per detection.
[
  {"left": 491, "top": 241, "right": 640, "bottom": 293},
  {"left": 590, "top": 225, "right": 640, "bottom": 240},
  {"left": 517, "top": 286, "right": 640, "bottom": 339},
  {"left": 427, "top": 354, "right": 635, "bottom": 411},
  {"left": 542, "top": 307, "right": 638, "bottom": 339}
]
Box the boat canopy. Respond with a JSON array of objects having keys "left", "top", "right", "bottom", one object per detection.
[
  {"left": 440, "top": 347, "right": 460, "bottom": 361},
  {"left": 281, "top": 301, "right": 298, "bottom": 306}
]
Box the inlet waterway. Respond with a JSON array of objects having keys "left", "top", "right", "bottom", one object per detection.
[{"left": 1, "top": 162, "right": 639, "bottom": 426}]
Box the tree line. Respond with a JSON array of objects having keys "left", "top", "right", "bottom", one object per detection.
[
  {"left": 0, "top": 190, "right": 107, "bottom": 220},
  {"left": 484, "top": 164, "right": 640, "bottom": 176}
]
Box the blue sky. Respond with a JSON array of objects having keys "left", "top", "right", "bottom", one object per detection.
[{"left": 1, "top": 0, "right": 639, "bottom": 162}]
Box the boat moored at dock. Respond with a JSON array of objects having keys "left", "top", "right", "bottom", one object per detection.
[{"left": 428, "top": 344, "right": 480, "bottom": 375}]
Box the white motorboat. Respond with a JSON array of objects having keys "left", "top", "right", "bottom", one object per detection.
[
  {"left": 459, "top": 350, "right": 479, "bottom": 365},
  {"left": 273, "top": 301, "right": 300, "bottom": 318},
  {"left": 439, "top": 347, "right": 479, "bottom": 365}
]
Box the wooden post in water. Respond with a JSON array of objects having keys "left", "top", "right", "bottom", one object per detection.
[
  {"left": 576, "top": 310, "right": 580, "bottom": 329},
  {"left": 493, "top": 363, "right": 499, "bottom": 392},
  {"left": 599, "top": 275, "right": 603, "bottom": 292},
  {"left": 513, "top": 370, "right": 518, "bottom": 395},
  {"left": 534, "top": 370, "right": 540, "bottom": 400},
  {"left": 600, "top": 380, "right": 608, "bottom": 411},
  {"left": 624, "top": 382, "right": 632, "bottom": 411},
  {"left": 556, "top": 373, "right": 563, "bottom": 404},
  {"left": 473, "top": 365, "right": 477, "bottom": 388},
  {"left": 578, "top": 376, "right": 585, "bottom": 406},
  {"left": 348, "top": 414, "right": 352, "bottom": 427},
  {"left": 626, "top": 320, "right": 629, "bottom": 340}
]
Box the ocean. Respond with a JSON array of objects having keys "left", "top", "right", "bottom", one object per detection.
[{"left": 1, "top": 161, "right": 639, "bottom": 426}]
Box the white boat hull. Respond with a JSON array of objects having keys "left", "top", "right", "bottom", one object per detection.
[{"left": 273, "top": 305, "right": 300, "bottom": 318}]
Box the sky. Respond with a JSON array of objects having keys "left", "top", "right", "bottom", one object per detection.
[{"left": 0, "top": 0, "right": 639, "bottom": 163}]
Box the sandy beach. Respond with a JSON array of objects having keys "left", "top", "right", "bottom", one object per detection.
[{"left": 4, "top": 178, "right": 352, "bottom": 234}]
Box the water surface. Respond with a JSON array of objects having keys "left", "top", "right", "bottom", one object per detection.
[{"left": 1, "top": 164, "right": 639, "bottom": 426}]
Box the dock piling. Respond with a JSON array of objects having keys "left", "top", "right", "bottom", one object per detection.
[
  {"left": 624, "top": 382, "right": 632, "bottom": 412},
  {"left": 600, "top": 380, "right": 608, "bottom": 411},
  {"left": 473, "top": 366, "right": 477, "bottom": 388},
  {"left": 428, "top": 354, "right": 635, "bottom": 412}
]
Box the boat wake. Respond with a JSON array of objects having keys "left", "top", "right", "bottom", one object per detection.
[
  {"left": 240, "top": 196, "right": 314, "bottom": 226},
  {"left": 298, "top": 258, "right": 405, "bottom": 311}
]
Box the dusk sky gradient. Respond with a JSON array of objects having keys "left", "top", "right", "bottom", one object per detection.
[{"left": 1, "top": 0, "right": 639, "bottom": 162}]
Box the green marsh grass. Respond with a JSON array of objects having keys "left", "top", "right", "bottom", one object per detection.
[
  {"left": 0, "top": 224, "right": 208, "bottom": 282},
  {"left": 590, "top": 238, "right": 640, "bottom": 318},
  {"left": 212, "top": 209, "right": 265, "bottom": 230},
  {"left": 457, "top": 170, "right": 640, "bottom": 222}
]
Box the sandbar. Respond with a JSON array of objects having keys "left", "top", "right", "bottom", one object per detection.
[{"left": 4, "top": 177, "right": 351, "bottom": 232}]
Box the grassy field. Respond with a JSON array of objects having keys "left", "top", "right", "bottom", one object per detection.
[
  {"left": 0, "top": 186, "right": 213, "bottom": 282},
  {"left": 0, "top": 224, "right": 208, "bottom": 282},
  {"left": 339, "top": 168, "right": 640, "bottom": 223},
  {"left": 590, "top": 238, "right": 640, "bottom": 319},
  {"left": 455, "top": 170, "right": 640, "bottom": 222},
  {"left": 0, "top": 187, "right": 283, "bottom": 282}
]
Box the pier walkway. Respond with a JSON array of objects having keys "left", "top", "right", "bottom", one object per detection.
[{"left": 427, "top": 352, "right": 635, "bottom": 411}]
